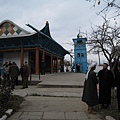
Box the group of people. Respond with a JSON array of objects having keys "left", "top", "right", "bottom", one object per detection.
[
  {"left": 2, "top": 61, "right": 30, "bottom": 89},
  {"left": 82, "top": 62, "right": 120, "bottom": 116}
]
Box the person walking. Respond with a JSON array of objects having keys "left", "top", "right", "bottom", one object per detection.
[
  {"left": 21, "top": 61, "right": 30, "bottom": 89},
  {"left": 97, "top": 63, "right": 114, "bottom": 108},
  {"left": 2, "top": 62, "right": 9, "bottom": 81},
  {"left": 115, "top": 63, "right": 120, "bottom": 118},
  {"left": 82, "top": 62, "right": 99, "bottom": 114},
  {"left": 9, "top": 62, "right": 19, "bottom": 89}
]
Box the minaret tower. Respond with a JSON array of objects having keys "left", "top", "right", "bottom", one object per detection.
[{"left": 73, "top": 32, "right": 87, "bottom": 73}]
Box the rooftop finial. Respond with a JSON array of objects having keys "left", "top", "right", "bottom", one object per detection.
[
  {"left": 46, "top": 21, "right": 49, "bottom": 25},
  {"left": 77, "top": 27, "right": 82, "bottom": 38}
]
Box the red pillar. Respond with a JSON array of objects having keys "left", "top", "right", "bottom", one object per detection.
[{"left": 35, "top": 47, "right": 39, "bottom": 74}]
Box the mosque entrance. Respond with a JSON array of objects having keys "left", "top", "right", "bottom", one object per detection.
[{"left": 76, "top": 64, "right": 81, "bottom": 72}]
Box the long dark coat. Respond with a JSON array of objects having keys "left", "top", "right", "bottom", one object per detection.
[
  {"left": 9, "top": 64, "right": 19, "bottom": 80},
  {"left": 20, "top": 64, "right": 30, "bottom": 88},
  {"left": 23, "top": 64, "right": 30, "bottom": 77},
  {"left": 98, "top": 69, "right": 114, "bottom": 105},
  {"left": 115, "top": 71, "right": 120, "bottom": 112},
  {"left": 82, "top": 70, "right": 99, "bottom": 106}
]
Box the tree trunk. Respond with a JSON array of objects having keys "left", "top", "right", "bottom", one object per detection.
[
  {"left": 109, "top": 62, "right": 113, "bottom": 70},
  {"left": 98, "top": 51, "right": 101, "bottom": 66}
]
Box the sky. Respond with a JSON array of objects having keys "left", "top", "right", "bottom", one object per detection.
[{"left": 0, "top": 0, "right": 120, "bottom": 63}]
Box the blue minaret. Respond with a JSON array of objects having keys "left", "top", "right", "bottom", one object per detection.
[{"left": 73, "top": 34, "right": 88, "bottom": 73}]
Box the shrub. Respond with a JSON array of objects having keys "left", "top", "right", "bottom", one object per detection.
[
  {"left": 0, "top": 77, "right": 13, "bottom": 117},
  {"left": 0, "top": 77, "right": 24, "bottom": 117}
]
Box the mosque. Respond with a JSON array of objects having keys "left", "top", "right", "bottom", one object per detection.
[{"left": 0, "top": 20, "right": 69, "bottom": 74}]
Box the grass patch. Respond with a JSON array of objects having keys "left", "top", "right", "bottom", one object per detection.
[
  {"left": 0, "top": 95, "right": 25, "bottom": 118},
  {"left": 94, "top": 98, "right": 119, "bottom": 120}
]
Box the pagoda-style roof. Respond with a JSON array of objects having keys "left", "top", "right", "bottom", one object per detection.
[{"left": 0, "top": 20, "right": 69, "bottom": 57}]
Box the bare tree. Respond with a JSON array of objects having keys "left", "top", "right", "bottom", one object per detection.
[
  {"left": 86, "top": 0, "right": 120, "bottom": 17},
  {"left": 87, "top": 16, "right": 120, "bottom": 68},
  {"left": 88, "top": 46, "right": 102, "bottom": 65}
]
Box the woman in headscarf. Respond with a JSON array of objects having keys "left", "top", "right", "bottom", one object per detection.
[{"left": 82, "top": 62, "right": 99, "bottom": 114}]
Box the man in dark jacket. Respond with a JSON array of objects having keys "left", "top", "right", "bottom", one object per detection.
[
  {"left": 97, "top": 63, "right": 114, "bottom": 108},
  {"left": 9, "top": 62, "right": 19, "bottom": 89},
  {"left": 21, "top": 61, "right": 30, "bottom": 89}
]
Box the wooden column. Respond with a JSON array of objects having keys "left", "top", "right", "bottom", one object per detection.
[
  {"left": 35, "top": 47, "right": 39, "bottom": 74},
  {"left": 42, "top": 49, "right": 45, "bottom": 61},
  {"left": 50, "top": 54, "right": 53, "bottom": 73},
  {"left": 56, "top": 57, "right": 58, "bottom": 73},
  {"left": 20, "top": 48, "right": 24, "bottom": 67}
]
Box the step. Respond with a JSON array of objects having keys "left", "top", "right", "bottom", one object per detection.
[
  {"left": 18, "top": 80, "right": 42, "bottom": 85},
  {"left": 37, "top": 83, "right": 83, "bottom": 88}
]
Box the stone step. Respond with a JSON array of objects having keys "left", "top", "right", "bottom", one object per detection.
[
  {"left": 18, "top": 80, "right": 42, "bottom": 85},
  {"left": 37, "top": 83, "right": 84, "bottom": 88}
]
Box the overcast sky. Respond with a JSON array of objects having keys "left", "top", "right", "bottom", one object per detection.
[{"left": 0, "top": 0, "right": 120, "bottom": 63}]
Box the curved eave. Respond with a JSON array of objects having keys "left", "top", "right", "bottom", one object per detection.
[
  {"left": 33, "top": 33, "right": 69, "bottom": 56},
  {"left": 0, "top": 33, "right": 69, "bottom": 57},
  {"left": 26, "top": 23, "right": 69, "bottom": 56}
]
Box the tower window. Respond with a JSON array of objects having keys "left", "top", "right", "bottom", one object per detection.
[
  {"left": 77, "top": 53, "right": 80, "bottom": 57},
  {"left": 81, "top": 53, "right": 84, "bottom": 57},
  {"left": 77, "top": 40, "right": 82, "bottom": 44}
]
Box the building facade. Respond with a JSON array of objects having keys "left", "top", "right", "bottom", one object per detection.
[
  {"left": 0, "top": 20, "right": 69, "bottom": 74},
  {"left": 73, "top": 36, "right": 87, "bottom": 73}
]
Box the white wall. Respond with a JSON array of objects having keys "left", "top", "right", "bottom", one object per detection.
[
  {"left": 3, "top": 51, "right": 29, "bottom": 68},
  {"left": 24, "top": 51, "right": 29, "bottom": 63}
]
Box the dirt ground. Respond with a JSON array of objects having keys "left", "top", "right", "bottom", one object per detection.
[{"left": 94, "top": 98, "right": 120, "bottom": 120}]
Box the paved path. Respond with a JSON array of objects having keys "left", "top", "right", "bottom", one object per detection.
[{"left": 8, "top": 72, "right": 104, "bottom": 120}]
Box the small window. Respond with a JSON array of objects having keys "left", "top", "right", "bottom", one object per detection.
[
  {"left": 77, "top": 53, "right": 80, "bottom": 57},
  {"left": 81, "top": 53, "right": 84, "bottom": 57},
  {"left": 77, "top": 40, "right": 82, "bottom": 44}
]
